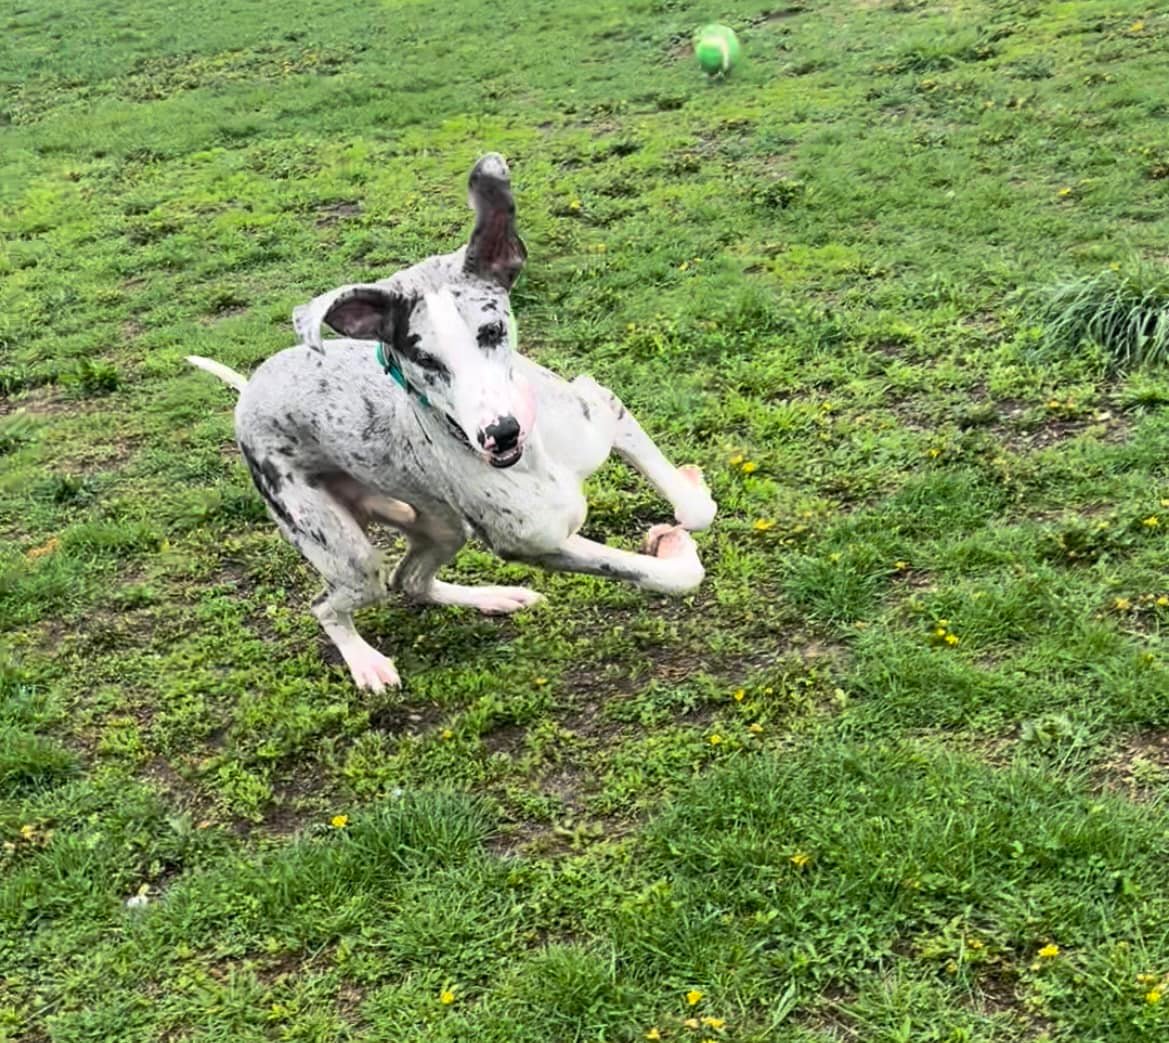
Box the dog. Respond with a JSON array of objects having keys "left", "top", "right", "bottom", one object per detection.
[{"left": 188, "top": 153, "right": 717, "bottom": 691}]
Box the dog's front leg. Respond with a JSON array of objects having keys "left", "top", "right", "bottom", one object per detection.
[
  {"left": 522, "top": 525, "right": 705, "bottom": 596},
  {"left": 572, "top": 376, "right": 717, "bottom": 532}
]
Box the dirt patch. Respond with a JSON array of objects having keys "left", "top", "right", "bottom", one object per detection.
[
  {"left": 1095, "top": 730, "right": 1169, "bottom": 801},
  {"left": 316, "top": 201, "right": 362, "bottom": 227},
  {"left": 367, "top": 700, "right": 445, "bottom": 736}
]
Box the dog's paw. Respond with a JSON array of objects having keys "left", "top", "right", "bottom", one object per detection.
[
  {"left": 641, "top": 524, "right": 705, "bottom": 593},
  {"left": 341, "top": 643, "right": 401, "bottom": 693},
  {"left": 673, "top": 465, "right": 717, "bottom": 531},
  {"left": 437, "top": 584, "right": 545, "bottom": 615}
]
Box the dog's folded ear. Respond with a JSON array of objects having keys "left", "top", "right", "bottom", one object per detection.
[
  {"left": 293, "top": 285, "right": 415, "bottom": 353},
  {"left": 463, "top": 152, "right": 527, "bottom": 290}
]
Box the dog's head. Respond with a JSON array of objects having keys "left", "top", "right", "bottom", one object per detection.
[{"left": 293, "top": 154, "right": 535, "bottom": 469}]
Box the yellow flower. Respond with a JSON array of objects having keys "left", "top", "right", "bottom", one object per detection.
[
  {"left": 440, "top": 989, "right": 456, "bottom": 1005},
  {"left": 944, "top": 633, "right": 960, "bottom": 646},
  {"left": 740, "top": 461, "right": 758, "bottom": 474},
  {"left": 1156, "top": 596, "right": 1169, "bottom": 607},
  {"left": 19, "top": 824, "right": 37, "bottom": 840},
  {"left": 1057, "top": 186, "right": 1073, "bottom": 198},
  {"left": 645, "top": 1030, "right": 662, "bottom": 1041},
  {"left": 732, "top": 688, "right": 745, "bottom": 702},
  {"left": 1114, "top": 597, "right": 1132, "bottom": 611},
  {"left": 1137, "top": 973, "right": 1159, "bottom": 986},
  {"left": 894, "top": 560, "right": 909, "bottom": 570},
  {"left": 701, "top": 1016, "right": 726, "bottom": 1029},
  {"left": 1146, "top": 988, "right": 1162, "bottom": 1005},
  {"left": 791, "top": 851, "right": 811, "bottom": 868},
  {"left": 1130, "top": 20, "right": 1145, "bottom": 32},
  {"left": 927, "top": 447, "right": 942, "bottom": 459},
  {"left": 753, "top": 518, "right": 775, "bottom": 532},
  {"left": 1143, "top": 516, "right": 1160, "bottom": 528},
  {"left": 748, "top": 722, "right": 763, "bottom": 735},
  {"left": 330, "top": 814, "right": 349, "bottom": 829},
  {"left": 1038, "top": 943, "right": 1060, "bottom": 959},
  {"left": 685, "top": 989, "right": 704, "bottom": 1006},
  {"left": 728, "top": 453, "right": 744, "bottom": 467},
  {"left": 679, "top": 261, "right": 689, "bottom": 271},
  {"left": 708, "top": 734, "right": 722, "bottom": 746},
  {"left": 534, "top": 676, "right": 548, "bottom": 686},
  {"left": 683, "top": 1018, "right": 700, "bottom": 1029},
  {"left": 568, "top": 199, "right": 582, "bottom": 211}
]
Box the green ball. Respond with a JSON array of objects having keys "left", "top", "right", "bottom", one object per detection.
[{"left": 694, "top": 23, "right": 741, "bottom": 77}]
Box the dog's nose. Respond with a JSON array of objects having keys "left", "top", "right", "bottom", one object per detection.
[{"left": 478, "top": 415, "right": 521, "bottom": 453}]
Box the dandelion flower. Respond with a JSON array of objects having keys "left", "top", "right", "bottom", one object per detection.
[
  {"left": 440, "top": 989, "right": 456, "bottom": 1005},
  {"left": 701, "top": 1016, "right": 726, "bottom": 1029},
  {"left": 753, "top": 519, "right": 775, "bottom": 532},
  {"left": 708, "top": 734, "right": 722, "bottom": 746},
  {"left": 791, "top": 851, "right": 811, "bottom": 868},
  {"left": 330, "top": 814, "right": 349, "bottom": 829},
  {"left": 1038, "top": 943, "right": 1060, "bottom": 959},
  {"left": 683, "top": 1018, "right": 701, "bottom": 1029},
  {"left": 741, "top": 461, "right": 758, "bottom": 474},
  {"left": 1130, "top": 20, "right": 1145, "bottom": 32},
  {"left": 1114, "top": 597, "right": 1132, "bottom": 611},
  {"left": 1157, "top": 596, "right": 1169, "bottom": 607},
  {"left": 1057, "top": 186, "right": 1073, "bottom": 198},
  {"left": 686, "top": 990, "right": 704, "bottom": 1006},
  {"left": 1146, "top": 988, "right": 1162, "bottom": 1005},
  {"left": 728, "top": 453, "right": 744, "bottom": 467},
  {"left": 645, "top": 1030, "right": 662, "bottom": 1041},
  {"left": 748, "top": 722, "right": 763, "bottom": 735},
  {"left": 440, "top": 728, "right": 454, "bottom": 741},
  {"left": 732, "top": 688, "right": 745, "bottom": 702},
  {"left": 1143, "top": 516, "right": 1160, "bottom": 528},
  {"left": 944, "top": 633, "right": 960, "bottom": 646}
]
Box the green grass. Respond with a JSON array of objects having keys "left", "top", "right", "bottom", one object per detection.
[{"left": 3, "top": 0, "right": 1169, "bottom": 1039}]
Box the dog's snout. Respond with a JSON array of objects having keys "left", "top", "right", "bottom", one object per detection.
[{"left": 479, "top": 415, "right": 521, "bottom": 453}]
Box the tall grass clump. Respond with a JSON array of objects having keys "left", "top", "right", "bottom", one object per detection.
[{"left": 1036, "top": 262, "right": 1169, "bottom": 371}]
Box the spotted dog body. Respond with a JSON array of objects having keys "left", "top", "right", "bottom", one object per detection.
[{"left": 189, "top": 154, "right": 716, "bottom": 691}]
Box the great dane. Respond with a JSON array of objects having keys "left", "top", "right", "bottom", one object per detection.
[{"left": 188, "top": 153, "right": 716, "bottom": 691}]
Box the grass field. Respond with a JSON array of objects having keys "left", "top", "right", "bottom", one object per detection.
[{"left": 3, "top": 0, "right": 1169, "bottom": 1039}]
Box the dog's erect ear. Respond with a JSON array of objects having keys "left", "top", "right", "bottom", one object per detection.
[
  {"left": 463, "top": 152, "right": 527, "bottom": 290},
  {"left": 292, "top": 285, "right": 414, "bottom": 353}
]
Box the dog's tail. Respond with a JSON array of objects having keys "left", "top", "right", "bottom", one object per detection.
[{"left": 186, "top": 355, "right": 248, "bottom": 393}]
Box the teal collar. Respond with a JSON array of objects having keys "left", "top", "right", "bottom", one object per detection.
[{"left": 376, "top": 341, "right": 429, "bottom": 407}]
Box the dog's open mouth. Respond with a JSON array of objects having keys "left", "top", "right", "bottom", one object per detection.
[{"left": 487, "top": 446, "right": 523, "bottom": 469}]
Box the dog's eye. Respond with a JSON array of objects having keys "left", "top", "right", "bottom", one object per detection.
[{"left": 476, "top": 319, "right": 508, "bottom": 350}]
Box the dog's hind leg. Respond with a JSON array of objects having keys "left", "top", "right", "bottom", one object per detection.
[
  {"left": 390, "top": 508, "right": 544, "bottom": 615},
  {"left": 572, "top": 376, "right": 717, "bottom": 531},
  {"left": 238, "top": 443, "right": 400, "bottom": 692}
]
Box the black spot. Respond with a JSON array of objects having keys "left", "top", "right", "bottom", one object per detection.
[
  {"left": 477, "top": 319, "right": 507, "bottom": 350},
  {"left": 481, "top": 297, "right": 499, "bottom": 312},
  {"left": 240, "top": 442, "right": 295, "bottom": 532},
  {"left": 579, "top": 398, "right": 591, "bottom": 421},
  {"left": 362, "top": 396, "right": 379, "bottom": 440},
  {"left": 400, "top": 344, "right": 452, "bottom": 383},
  {"left": 276, "top": 444, "right": 297, "bottom": 457},
  {"left": 318, "top": 379, "right": 330, "bottom": 393}
]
